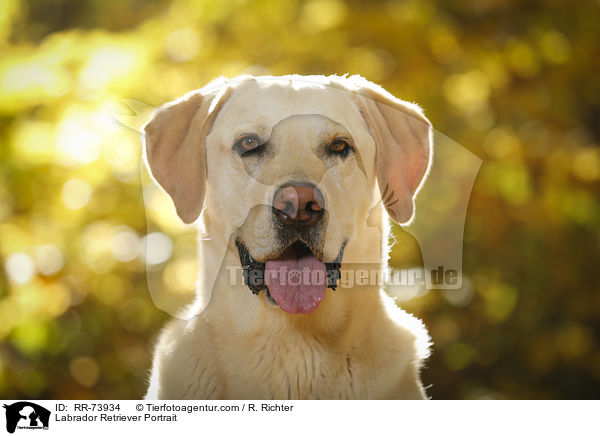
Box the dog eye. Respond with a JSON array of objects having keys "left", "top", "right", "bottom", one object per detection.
[
  {"left": 329, "top": 138, "right": 353, "bottom": 156},
  {"left": 234, "top": 134, "right": 263, "bottom": 155}
]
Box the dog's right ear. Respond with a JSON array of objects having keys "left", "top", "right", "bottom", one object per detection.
[{"left": 143, "top": 87, "right": 230, "bottom": 224}]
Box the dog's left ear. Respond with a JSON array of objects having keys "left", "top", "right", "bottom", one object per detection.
[
  {"left": 143, "top": 86, "right": 230, "bottom": 224},
  {"left": 354, "top": 83, "right": 433, "bottom": 224}
]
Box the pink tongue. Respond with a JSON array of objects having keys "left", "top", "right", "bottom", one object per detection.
[{"left": 265, "top": 248, "right": 327, "bottom": 314}]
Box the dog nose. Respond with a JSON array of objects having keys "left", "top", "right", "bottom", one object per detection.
[{"left": 272, "top": 183, "right": 325, "bottom": 227}]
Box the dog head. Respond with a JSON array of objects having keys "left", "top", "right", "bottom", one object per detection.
[{"left": 143, "top": 75, "right": 432, "bottom": 314}]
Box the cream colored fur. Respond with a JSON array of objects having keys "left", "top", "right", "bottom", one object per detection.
[{"left": 143, "top": 75, "right": 432, "bottom": 399}]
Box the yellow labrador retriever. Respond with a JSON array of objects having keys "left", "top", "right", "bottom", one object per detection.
[{"left": 143, "top": 75, "right": 432, "bottom": 399}]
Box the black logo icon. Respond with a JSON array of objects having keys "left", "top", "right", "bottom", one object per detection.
[{"left": 2, "top": 402, "right": 50, "bottom": 434}]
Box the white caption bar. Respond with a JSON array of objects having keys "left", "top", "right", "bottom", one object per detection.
[{"left": 0, "top": 400, "right": 597, "bottom": 435}]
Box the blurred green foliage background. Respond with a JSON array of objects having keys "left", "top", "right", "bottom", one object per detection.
[{"left": 0, "top": 0, "right": 599, "bottom": 399}]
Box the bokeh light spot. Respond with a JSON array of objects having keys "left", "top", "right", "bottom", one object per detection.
[
  {"left": 34, "top": 245, "right": 64, "bottom": 276},
  {"left": 505, "top": 39, "right": 540, "bottom": 78},
  {"left": 299, "top": 0, "right": 347, "bottom": 32},
  {"left": 10, "top": 321, "right": 48, "bottom": 355},
  {"left": 111, "top": 226, "right": 141, "bottom": 262},
  {"left": 572, "top": 147, "right": 600, "bottom": 182},
  {"left": 443, "top": 71, "right": 491, "bottom": 111},
  {"left": 444, "top": 342, "right": 476, "bottom": 371},
  {"left": 62, "top": 178, "right": 92, "bottom": 210},
  {"left": 164, "top": 27, "right": 201, "bottom": 62},
  {"left": 539, "top": 30, "right": 571, "bottom": 64},
  {"left": 5, "top": 252, "right": 36, "bottom": 285},
  {"left": 140, "top": 232, "right": 173, "bottom": 266},
  {"left": 484, "top": 128, "right": 520, "bottom": 160},
  {"left": 69, "top": 356, "right": 101, "bottom": 388}
]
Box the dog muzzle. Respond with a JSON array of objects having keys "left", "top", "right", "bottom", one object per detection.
[{"left": 236, "top": 240, "right": 345, "bottom": 314}]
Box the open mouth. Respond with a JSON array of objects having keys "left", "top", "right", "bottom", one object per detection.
[{"left": 235, "top": 239, "right": 345, "bottom": 314}]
